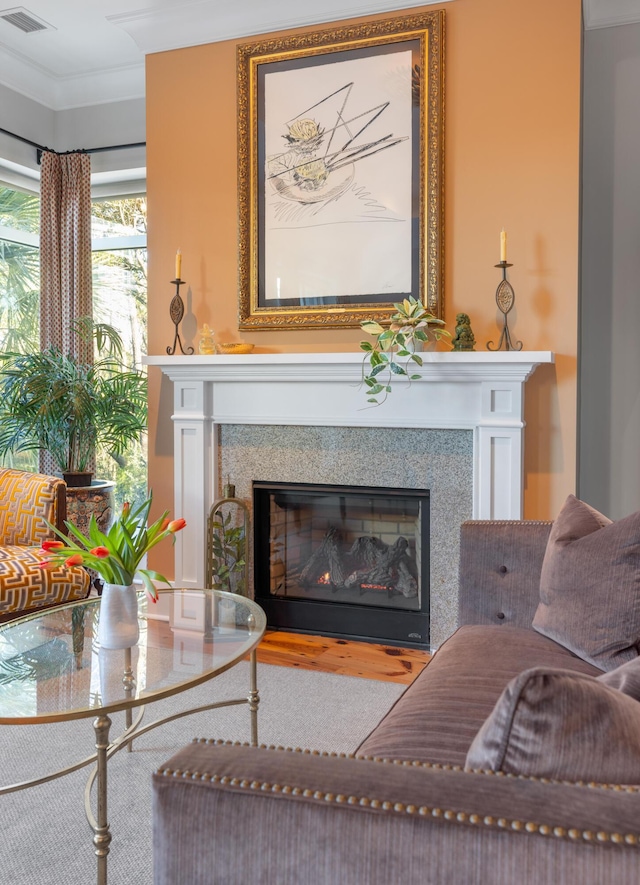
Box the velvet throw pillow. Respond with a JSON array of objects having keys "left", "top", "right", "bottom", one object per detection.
[
  {"left": 532, "top": 495, "right": 640, "bottom": 671},
  {"left": 464, "top": 666, "right": 640, "bottom": 783},
  {"left": 598, "top": 654, "right": 640, "bottom": 700}
]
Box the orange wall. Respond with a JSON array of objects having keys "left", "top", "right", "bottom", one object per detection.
[{"left": 146, "top": 0, "right": 582, "bottom": 575}]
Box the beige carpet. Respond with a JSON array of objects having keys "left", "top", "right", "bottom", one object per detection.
[{"left": 0, "top": 661, "right": 404, "bottom": 884}]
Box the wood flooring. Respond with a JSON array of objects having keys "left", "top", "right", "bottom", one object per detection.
[{"left": 256, "top": 630, "right": 430, "bottom": 685}]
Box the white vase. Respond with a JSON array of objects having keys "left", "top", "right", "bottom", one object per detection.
[{"left": 98, "top": 582, "right": 140, "bottom": 649}]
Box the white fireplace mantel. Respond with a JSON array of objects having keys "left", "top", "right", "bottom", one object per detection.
[{"left": 145, "top": 351, "right": 554, "bottom": 589}]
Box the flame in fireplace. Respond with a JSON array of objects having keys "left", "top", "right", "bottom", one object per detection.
[{"left": 317, "top": 572, "right": 331, "bottom": 585}]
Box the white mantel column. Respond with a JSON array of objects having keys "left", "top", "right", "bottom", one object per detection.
[
  {"left": 476, "top": 377, "right": 525, "bottom": 520},
  {"left": 170, "top": 377, "right": 215, "bottom": 589}
]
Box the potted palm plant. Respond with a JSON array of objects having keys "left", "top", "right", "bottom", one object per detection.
[{"left": 0, "top": 318, "right": 147, "bottom": 488}]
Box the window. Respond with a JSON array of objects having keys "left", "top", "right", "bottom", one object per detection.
[
  {"left": 91, "top": 197, "right": 147, "bottom": 507},
  {"left": 0, "top": 187, "right": 40, "bottom": 355},
  {"left": 0, "top": 186, "right": 148, "bottom": 506}
]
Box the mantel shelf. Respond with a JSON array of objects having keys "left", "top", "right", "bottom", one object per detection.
[{"left": 145, "top": 351, "right": 554, "bottom": 385}]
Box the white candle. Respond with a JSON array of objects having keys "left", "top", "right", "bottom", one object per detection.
[
  {"left": 175, "top": 249, "right": 182, "bottom": 280},
  {"left": 500, "top": 229, "right": 507, "bottom": 263}
]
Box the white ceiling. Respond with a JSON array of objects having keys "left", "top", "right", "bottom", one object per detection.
[{"left": 0, "top": 0, "right": 637, "bottom": 111}]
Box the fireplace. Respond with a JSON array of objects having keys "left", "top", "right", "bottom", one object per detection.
[
  {"left": 145, "top": 350, "right": 553, "bottom": 649},
  {"left": 253, "top": 481, "right": 429, "bottom": 646}
]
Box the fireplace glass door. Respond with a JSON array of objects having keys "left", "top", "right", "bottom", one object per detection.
[{"left": 253, "top": 482, "right": 429, "bottom": 646}]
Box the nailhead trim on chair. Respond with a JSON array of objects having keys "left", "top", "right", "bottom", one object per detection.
[
  {"left": 186, "top": 739, "right": 640, "bottom": 792},
  {"left": 155, "top": 740, "right": 640, "bottom": 846}
]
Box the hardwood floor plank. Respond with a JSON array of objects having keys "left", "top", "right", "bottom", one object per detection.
[{"left": 257, "top": 630, "right": 430, "bottom": 684}]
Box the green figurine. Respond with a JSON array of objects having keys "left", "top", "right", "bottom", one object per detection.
[{"left": 452, "top": 312, "right": 476, "bottom": 352}]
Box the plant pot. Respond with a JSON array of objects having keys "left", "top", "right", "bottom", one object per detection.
[
  {"left": 413, "top": 337, "right": 438, "bottom": 353},
  {"left": 65, "top": 480, "right": 115, "bottom": 537},
  {"left": 97, "top": 582, "right": 140, "bottom": 649},
  {"left": 63, "top": 471, "right": 93, "bottom": 487}
]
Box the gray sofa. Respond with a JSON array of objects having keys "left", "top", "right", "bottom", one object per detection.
[{"left": 152, "top": 520, "right": 640, "bottom": 884}]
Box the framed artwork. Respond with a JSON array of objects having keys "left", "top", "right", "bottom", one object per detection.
[{"left": 237, "top": 10, "right": 445, "bottom": 330}]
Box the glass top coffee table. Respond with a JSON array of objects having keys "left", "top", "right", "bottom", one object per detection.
[{"left": 0, "top": 588, "right": 267, "bottom": 885}]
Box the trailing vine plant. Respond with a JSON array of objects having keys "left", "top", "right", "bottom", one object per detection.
[{"left": 359, "top": 296, "right": 450, "bottom": 405}]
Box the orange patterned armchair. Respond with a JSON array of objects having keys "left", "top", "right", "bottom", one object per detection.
[{"left": 0, "top": 468, "right": 90, "bottom": 621}]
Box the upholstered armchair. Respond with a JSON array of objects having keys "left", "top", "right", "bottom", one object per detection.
[{"left": 0, "top": 468, "right": 91, "bottom": 621}]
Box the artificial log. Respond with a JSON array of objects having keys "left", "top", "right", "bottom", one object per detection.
[
  {"left": 299, "top": 528, "right": 347, "bottom": 587},
  {"left": 299, "top": 528, "right": 418, "bottom": 598}
]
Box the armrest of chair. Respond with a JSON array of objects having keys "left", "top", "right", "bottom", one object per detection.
[
  {"left": 152, "top": 741, "right": 640, "bottom": 885},
  {"left": 0, "top": 467, "right": 67, "bottom": 546}
]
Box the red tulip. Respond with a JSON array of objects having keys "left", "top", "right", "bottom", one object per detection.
[
  {"left": 41, "top": 539, "right": 66, "bottom": 551},
  {"left": 160, "top": 517, "right": 171, "bottom": 531},
  {"left": 90, "top": 546, "right": 110, "bottom": 558},
  {"left": 38, "top": 560, "right": 57, "bottom": 570},
  {"left": 65, "top": 553, "right": 84, "bottom": 566},
  {"left": 167, "top": 518, "right": 186, "bottom": 533}
]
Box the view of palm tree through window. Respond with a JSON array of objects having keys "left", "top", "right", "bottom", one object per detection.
[{"left": 0, "top": 186, "right": 148, "bottom": 508}]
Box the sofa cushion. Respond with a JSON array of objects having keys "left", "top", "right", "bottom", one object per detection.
[
  {"left": 355, "top": 624, "right": 600, "bottom": 767},
  {"left": 464, "top": 665, "right": 640, "bottom": 784},
  {"left": 532, "top": 495, "right": 640, "bottom": 671}
]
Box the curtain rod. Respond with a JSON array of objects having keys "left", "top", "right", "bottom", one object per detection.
[{"left": 0, "top": 126, "right": 146, "bottom": 163}]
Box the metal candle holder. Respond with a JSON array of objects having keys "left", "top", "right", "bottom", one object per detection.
[
  {"left": 486, "top": 262, "right": 523, "bottom": 352},
  {"left": 166, "top": 278, "right": 194, "bottom": 355}
]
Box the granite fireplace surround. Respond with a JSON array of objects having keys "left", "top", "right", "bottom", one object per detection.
[{"left": 145, "top": 351, "right": 553, "bottom": 650}]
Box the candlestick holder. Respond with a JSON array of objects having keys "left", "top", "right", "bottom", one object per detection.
[
  {"left": 486, "top": 262, "right": 523, "bottom": 352},
  {"left": 166, "top": 278, "right": 194, "bottom": 355}
]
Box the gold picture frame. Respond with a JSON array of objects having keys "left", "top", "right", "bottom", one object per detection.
[{"left": 237, "top": 10, "right": 445, "bottom": 331}]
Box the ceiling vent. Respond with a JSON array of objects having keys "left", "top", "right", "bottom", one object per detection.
[{"left": 0, "top": 7, "right": 54, "bottom": 34}]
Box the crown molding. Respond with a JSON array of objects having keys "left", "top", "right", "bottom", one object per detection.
[
  {"left": 0, "top": 0, "right": 452, "bottom": 110},
  {"left": 51, "top": 65, "right": 145, "bottom": 112},
  {"left": 0, "top": 41, "right": 144, "bottom": 111},
  {"left": 583, "top": 0, "right": 640, "bottom": 30},
  {"left": 109, "top": 0, "right": 454, "bottom": 56},
  {"left": 5, "top": 0, "right": 640, "bottom": 113},
  {"left": 0, "top": 41, "right": 57, "bottom": 108}
]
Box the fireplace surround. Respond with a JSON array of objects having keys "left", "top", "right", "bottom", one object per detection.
[{"left": 145, "top": 351, "right": 553, "bottom": 648}]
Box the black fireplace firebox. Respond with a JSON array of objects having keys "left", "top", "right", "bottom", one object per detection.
[{"left": 253, "top": 481, "right": 430, "bottom": 647}]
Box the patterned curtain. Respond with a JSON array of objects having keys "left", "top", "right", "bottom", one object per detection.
[
  {"left": 39, "top": 151, "right": 93, "bottom": 357},
  {"left": 39, "top": 151, "right": 93, "bottom": 475}
]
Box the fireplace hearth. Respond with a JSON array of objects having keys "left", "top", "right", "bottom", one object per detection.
[{"left": 253, "top": 481, "right": 429, "bottom": 647}]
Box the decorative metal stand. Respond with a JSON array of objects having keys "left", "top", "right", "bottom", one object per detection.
[
  {"left": 206, "top": 483, "right": 250, "bottom": 596},
  {"left": 486, "top": 262, "right": 523, "bottom": 352},
  {"left": 166, "top": 278, "right": 194, "bottom": 355}
]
